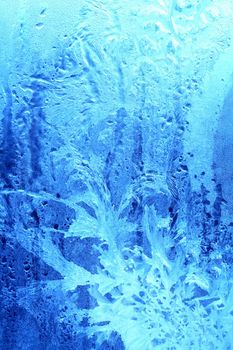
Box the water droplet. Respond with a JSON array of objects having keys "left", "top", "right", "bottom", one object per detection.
[
  {"left": 36, "top": 22, "right": 44, "bottom": 29},
  {"left": 40, "top": 8, "right": 47, "bottom": 16}
]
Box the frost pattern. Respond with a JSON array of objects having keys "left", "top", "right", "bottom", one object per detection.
[{"left": 0, "top": 1, "right": 233, "bottom": 349}]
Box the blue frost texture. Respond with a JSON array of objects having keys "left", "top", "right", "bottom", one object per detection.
[{"left": 0, "top": 1, "right": 233, "bottom": 349}]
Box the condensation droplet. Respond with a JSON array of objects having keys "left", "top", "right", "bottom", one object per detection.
[{"left": 36, "top": 22, "right": 44, "bottom": 29}]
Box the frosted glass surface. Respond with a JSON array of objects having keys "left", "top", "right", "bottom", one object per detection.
[{"left": 0, "top": 1, "right": 233, "bottom": 349}]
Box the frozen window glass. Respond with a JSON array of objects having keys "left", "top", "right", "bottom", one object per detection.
[{"left": 0, "top": 1, "right": 233, "bottom": 349}]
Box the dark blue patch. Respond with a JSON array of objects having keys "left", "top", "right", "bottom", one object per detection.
[
  {"left": 53, "top": 234, "right": 103, "bottom": 274},
  {"left": 99, "top": 331, "right": 125, "bottom": 350},
  {"left": 77, "top": 201, "right": 97, "bottom": 219},
  {"left": 67, "top": 285, "right": 98, "bottom": 310}
]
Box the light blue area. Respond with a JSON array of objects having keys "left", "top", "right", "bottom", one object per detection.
[{"left": 0, "top": 1, "right": 233, "bottom": 349}]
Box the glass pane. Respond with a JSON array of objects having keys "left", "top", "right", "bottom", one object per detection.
[{"left": 0, "top": 1, "right": 233, "bottom": 349}]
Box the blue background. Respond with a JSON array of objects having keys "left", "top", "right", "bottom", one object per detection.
[{"left": 0, "top": 1, "right": 233, "bottom": 349}]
